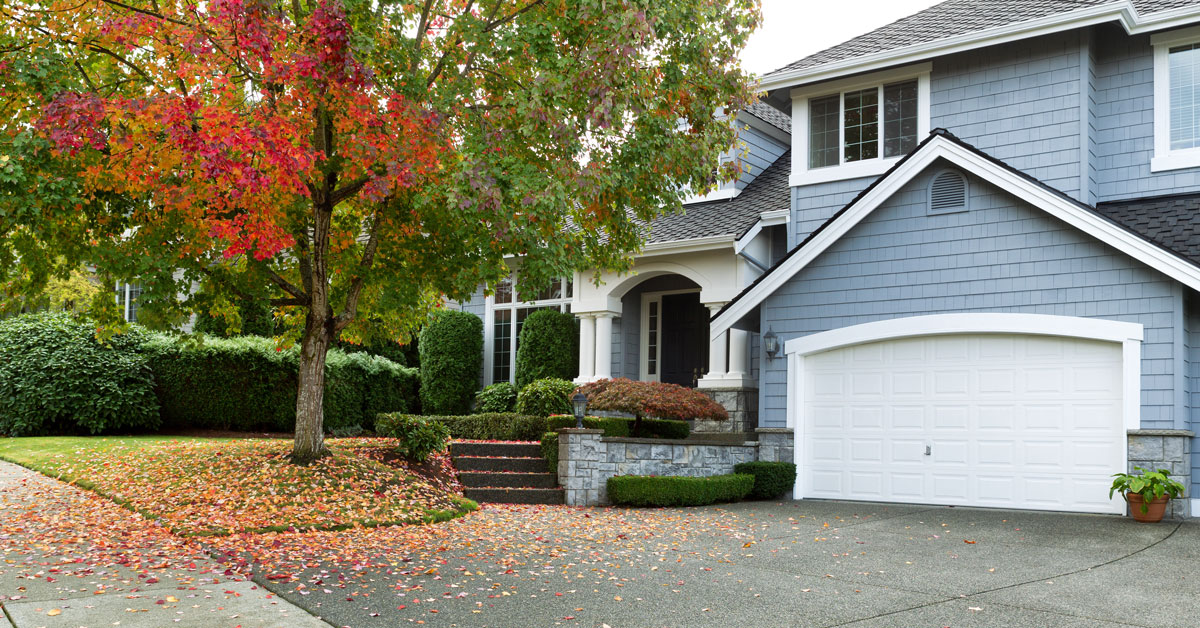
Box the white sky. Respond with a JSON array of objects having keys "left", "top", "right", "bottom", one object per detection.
[{"left": 741, "top": 0, "right": 942, "bottom": 76}]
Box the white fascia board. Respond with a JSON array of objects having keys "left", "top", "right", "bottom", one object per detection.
[
  {"left": 738, "top": 111, "right": 791, "bottom": 145},
  {"left": 711, "top": 135, "right": 1200, "bottom": 340},
  {"left": 759, "top": 2, "right": 1200, "bottom": 94},
  {"left": 682, "top": 187, "right": 741, "bottom": 205},
  {"left": 759, "top": 209, "right": 789, "bottom": 225},
  {"left": 639, "top": 234, "right": 735, "bottom": 257}
]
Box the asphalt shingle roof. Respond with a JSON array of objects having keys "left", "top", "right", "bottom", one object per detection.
[
  {"left": 1094, "top": 193, "right": 1200, "bottom": 267},
  {"left": 768, "top": 0, "right": 1198, "bottom": 77},
  {"left": 743, "top": 100, "right": 791, "bottom": 134},
  {"left": 644, "top": 150, "right": 791, "bottom": 244}
]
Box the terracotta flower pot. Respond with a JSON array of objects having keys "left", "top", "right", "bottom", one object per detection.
[{"left": 1126, "top": 493, "right": 1170, "bottom": 523}]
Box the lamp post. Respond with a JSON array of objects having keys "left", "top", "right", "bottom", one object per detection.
[
  {"left": 571, "top": 392, "right": 588, "bottom": 429},
  {"left": 763, "top": 327, "right": 780, "bottom": 359}
]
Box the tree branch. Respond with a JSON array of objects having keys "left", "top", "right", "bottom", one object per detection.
[
  {"left": 425, "top": 0, "right": 475, "bottom": 88},
  {"left": 483, "top": 0, "right": 543, "bottom": 33},
  {"left": 410, "top": 0, "right": 435, "bottom": 73},
  {"left": 334, "top": 211, "right": 382, "bottom": 331},
  {"left": 97, "top": 0, "right": 190, "bottom": 26},
  {"left": 329, "top": 175, "right": 371, "bottom": 206}
]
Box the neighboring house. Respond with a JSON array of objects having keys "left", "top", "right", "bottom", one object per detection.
[{"left": 464, "top": 0, "right": 1200, "bottom": 518}]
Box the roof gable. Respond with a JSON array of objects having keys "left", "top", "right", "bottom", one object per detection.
[{"left": 710, "top": 130, "right": 1200, "bottom": 339}]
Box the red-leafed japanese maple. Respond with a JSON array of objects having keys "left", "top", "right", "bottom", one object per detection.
[
  {"left": 576, "top": 378, "right": 727, "bottom": 435},
  {"left": 1, "top": 0, "right": 758, "bottom": 463}
]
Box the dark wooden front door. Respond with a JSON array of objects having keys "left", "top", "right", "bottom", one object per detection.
[{"left": 659, "top": 292, "right": 709, "bottom": 387}]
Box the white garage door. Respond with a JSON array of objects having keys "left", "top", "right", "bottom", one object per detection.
[{"left": 801, "top": 334, "right": 1125, "bottom": 514}]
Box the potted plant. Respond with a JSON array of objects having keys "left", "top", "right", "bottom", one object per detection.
[{"left": 1109, "top": 467, "right": 1187, "bottom": 523}]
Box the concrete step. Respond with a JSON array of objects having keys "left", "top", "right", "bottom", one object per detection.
[
  {"left": 458, "top": 471, "right": 558, "bottom": 489},
  {"left": 452, "top": 456, "right": 548, "bottom": 473},
  {"left": 463, "top": 487, "right": 565, "bottom": 505},
  {"left": 450, "top": 441, "right": 543, "bottom": 458}
]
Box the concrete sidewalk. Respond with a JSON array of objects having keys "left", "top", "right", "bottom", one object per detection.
[{"left": 0, "top": 461, "right": 328, "bottom": 628}]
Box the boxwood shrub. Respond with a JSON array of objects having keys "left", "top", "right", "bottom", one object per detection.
[
  {"left": 541, "top": 431, "right": 559, "bottom": 471},
  {"left": 375, "top": 414, "right": 451, "bottom": 461},
  {"left": 475, "top": 382, "right": 517, "bottom": 413},
  {"left": 515, "top": 377, "right": 574, "bottom": 416},
  {"left": 420, "top": 413, "right": 689, "bottom": 442},
  {"left": 545, "top": 416, "right": 690, "bottom": 440},
  {"left": 0, "top": 313, "right": 160, "bottom": 435},
  {"left": 607, "top": 474, "right": 754, "bottom": 507},
  {"left": 419, "top": 310, "right": 483, "bottom": 415},
  {"left": 514, "top": 309, "right": 576, "bottom": 389},
  {"left": 733, "top": 462, "right": 797, "bottom": 500},
  {"left": 142, "top": 334, "right": 418, "bottom": 432}
]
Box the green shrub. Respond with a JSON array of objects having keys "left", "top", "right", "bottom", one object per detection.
[
  {"left": 0, "top": 313, "right": 160, "bottom": 435},
  {"left": 514, "top": 309, "right": 576, "bottom": 389},
  {"left": 476, "top": 382, "right": 517, "bottom": 413},
  {"left": 335, "top": 338, "right": 410, "bottom": 366},
  {"left": 541, "top": 432, "right": 559, "bottom": 471},
  {"left": 419, "top": 310, "right": 483, "bottom": 415},
  {"left": 421, "top": 413, "right": 548, "bottom": 441},
  {"left": 193, "top": 299, "right": 276, "bottom": 337},
  {"left": 142, "top": 334, "right": 418, "bottom": 432},
  {"left": 515, "top": 378, "right": 574, "bottom": 416},
  {"left": 545, "top": 415, "right": 690, "bottom": 439},
  {"left": 375, "top": 414, "right": 452, "bottom": 461},
  {"left": 607, "top": 474, "right": 754, "bottom": 507},
  {"left": 733, "top": 462, "right": 797, "bottom": 500}
]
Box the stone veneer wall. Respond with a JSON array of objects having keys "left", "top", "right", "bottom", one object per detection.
[
  {"left": 557, "top": 429, "right": 758, "bottom": 506},
  {"left": 1127, "top": 429, "right": 1193, "bottom": 519},
  {"left": 695, "top": 387, "right": 759, "bottom": 433},
  {"left": 755, "top": 428, "right": 795, "bottom": 464}
]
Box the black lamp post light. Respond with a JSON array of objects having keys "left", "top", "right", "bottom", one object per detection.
[
  {"left": 571, "top": 392, "right": 588, "bottom": 429},
  {"left": 763, "top": 327, "right": 780, "bottom": 359}
]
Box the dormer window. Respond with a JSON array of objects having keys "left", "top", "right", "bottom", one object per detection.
[
  {"left": 1152, "top": 26, "right": 1200, "bottom": 172},
  {"left": 791, "top": 63, "right": 930, "bottom": 186}
]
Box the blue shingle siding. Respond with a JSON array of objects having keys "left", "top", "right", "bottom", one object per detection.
[
  {"left": 760, "top": 169, "right": 1183, "bottom": 430},
  {"left": 791, "top": 178, "right": 874, "bottom": 247},
  {"left": 1092, "top": 28, "right": 1200, "bottom": 201},
  {"left": 736, "top": 126, "right": 788, "bottom": 191},
  {"left": 930, "top": 32, "right": 1085, "bottom": 199},
  {"left": 1187, "top": 296, "right": 1200, "bottom": 495},
  {"left": 1086, "top": 30, "right": 1100, "bottom": 207}
]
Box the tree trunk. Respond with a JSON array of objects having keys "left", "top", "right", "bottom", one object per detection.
[{"left": 291, "top": 311, "right": 333, "bottom": 463}]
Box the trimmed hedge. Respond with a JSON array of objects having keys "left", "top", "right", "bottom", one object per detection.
[
  {"left": 421, "top": 413, "right": 689, "bottom": 442},
  {"left": 142, "top": 334, "right": 418, "bottom": 432},
  {"left": 607, "top": 474, "right": 754, "bottom": 507},
  {"left": 545, "top": 415, "right": 690, "bottom": 440},
  {"left": 733, "top": 462, "right": 797, "bottom": 500},
  {"left": 375, "top": 414, "right": 451, "bottom": 461},
  {"left": 476, "top": 382, "right": 517, "bottom": 413},
  {"left": 193, "top": 299, "right": 276, "bottom": 337},
  {"left": 0, "top": 313, "right": 160, "bottom": 435},
  {"left": 514, "top": 309, "right": 576, "bottom": 389},
  {"left": 419, "top": 310, "right": 483, "bottom": 415},
  {"left": 540, "top": 431, "right": 559, "bottom": 471},
  {"left": 515, "top": 377, "right": 573, "bottom": 416}
]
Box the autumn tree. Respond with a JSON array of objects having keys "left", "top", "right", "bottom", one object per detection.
[{"left": 0, "top": 0, "right": 759, "bottom": 462}]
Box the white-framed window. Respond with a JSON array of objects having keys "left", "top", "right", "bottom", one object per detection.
[
  {"left": 790, "top": 63, "right": 931, "bottom": 187},
  {"left": 1152, "top": 26, "right": 1200, "bottom": 172},
  {"left": 484, "top": 273, "right": 573, "bottom": 385},
  {"left": 114, "top": 282, "right": 141, "bottom": 323}
]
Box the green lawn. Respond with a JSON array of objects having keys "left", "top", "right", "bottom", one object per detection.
[{"left": 0, "top": 435, "right": 475, "bottom": 536}]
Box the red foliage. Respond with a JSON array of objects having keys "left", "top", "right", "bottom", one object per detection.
[{"left": 575, "top": 378, "right": 727, "bottom": 422}]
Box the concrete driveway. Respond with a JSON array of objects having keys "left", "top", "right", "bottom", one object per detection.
[{"left": 259, "top": 500, "right": 1199, "bottom": 628}]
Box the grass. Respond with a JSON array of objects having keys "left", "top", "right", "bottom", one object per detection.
[{"left": 0, "top": 436, "right": 476, "bottom": 536}]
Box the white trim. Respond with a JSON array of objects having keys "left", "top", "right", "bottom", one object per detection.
[
  {"left": 639, "top": 288, "right": 702, "bottom": 382},
  {"left": 783, "top": 313, "right": 1144, "bottom": 505},
  {"left": 738, "top": 110, "right": 792, "bottom": 146},
  {"left": 759, "top": 2, "right": 1200, "bottom": 94},
  {"left": 1191, "top": 498, "right": 1200, "bottom": 517},
  {"left": 712, "top": 133, "right": 1200, "bottom": 340},
  {"left": 759, "top": 209, "right": 789, "bottom": 225},
  {"left": 639, "top": 234, "right": 736, "bottom": 256},
  {"left": 789, "top": 64, "right": 931, "bottom": 188},
  {"left": 1151, "top": 27, "right": 1200, "bottom": 173},
  {"left": 682, "top": 187, "right": 741, "bottom": 205}
]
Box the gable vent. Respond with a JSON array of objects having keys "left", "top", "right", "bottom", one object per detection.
[{"left": 929, "top": 170, "right": 968, "bottom": 214}]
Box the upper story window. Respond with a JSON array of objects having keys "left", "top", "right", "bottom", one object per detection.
[
  {"left": 1152, "top": 26, "right": 1200, "bottom": 172},
  {"left": 791, "top": 63, "right": 930, "bottom": 187}
]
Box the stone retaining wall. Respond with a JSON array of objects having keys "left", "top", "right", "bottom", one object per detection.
[
  {"left": 695, "top": 387, "right": 759, "bottom": 433},
  {"left": 557, "top": 429, "right": 758, "bottom": 506},
  {"left": 1127, "top": 429, "right": 1193, "bottom": 519}
]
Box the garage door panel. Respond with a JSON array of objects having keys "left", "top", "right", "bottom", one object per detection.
[{"left": 801, "top": 333, "right": 1125, "bottom": 515}]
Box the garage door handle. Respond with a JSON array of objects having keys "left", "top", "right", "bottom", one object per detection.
[{"left": 925, "top": 445, "right": 931, "bottom": 456}]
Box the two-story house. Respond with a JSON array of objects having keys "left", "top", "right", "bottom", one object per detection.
[{"left": 458, "top": 0, "right": 1200, "bottom": 518}]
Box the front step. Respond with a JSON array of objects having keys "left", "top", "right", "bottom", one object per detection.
[
  {"left": 450, "top": 441, "right": 542, "bottom": 458},
  {"left": 452, "top": 455, "right": 548, "bottom": 473},
  {"left": 463, "top": 487, "right": 565, "bottom": 505},
  {"left": 458, "top": 471, "right": 558, "bottom": 489}
]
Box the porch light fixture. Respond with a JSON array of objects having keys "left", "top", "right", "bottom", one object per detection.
[
  {"left": 571, "top": 392, "right": 588, "bottom": 429},
  {"left": 763, "top": 328, "right": 780, "bottom": 359}
]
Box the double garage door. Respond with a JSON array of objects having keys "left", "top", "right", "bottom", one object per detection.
[{"left": 800, "top": 333, "right": 1125, "bottom": 514}]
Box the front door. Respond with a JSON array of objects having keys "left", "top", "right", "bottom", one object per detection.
[{"left": 659, "top": 292, "right": 709, "bottom": 387}]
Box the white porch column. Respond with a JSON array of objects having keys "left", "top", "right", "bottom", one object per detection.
[
  {"left": 728, "top": 328, "right": 749, "bottom": 378},
  {"left": 594, "top": 313, "right": 614, "bottom": 380},
  {"left": 577, "top": 314, "right": 596, "bottom": 383},
  {"left": 705, "top": 303, "right": 727, "bottom": 380}
]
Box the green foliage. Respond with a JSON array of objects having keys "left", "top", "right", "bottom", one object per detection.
[
  {"left": 336, "top": 338, "right": 410, "bottom": 367},
  {"left": 577, "top": 378, "right": 728, "bottom": 425},
  {"left": 375, "top": 414, "right": 451, "bottom": 462},
  {"left": 541, "top": 432, "right": 559, "bottom": 472},
  {"left": 419, "top": 310, "right": 483, "bottom": 415},
  {"left": 1110, "top": 467, "right": 1187, "bottom": 513},
  {"left": 142, "top": 334, "right": 418, "bottom": 432},
  {"left": 420, "top": 413, "right": 548, "bottom": 441},
  {"left": 476, "top": 382, "right": 518, "bottom": 413},
  {"left": 192, "top": 298, "right": 276, "bottom": 337},
  {"left": 544, "top": 416, "right": 690, "bottom": 440},
  {"left": 0, "top": 313, "right": 160, "bottom": 435},
  {"left": 515, "top": 378, "right": 574, "bottom": 417},
  {"left": 515, "top": 309, "right": 577, "bottom": 389},
  {"left": 607, "top": 474, "right": 754, "bottom": 507},
  {"left": 733, "top": 462, "right": 798, "bottom": 500}
]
